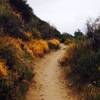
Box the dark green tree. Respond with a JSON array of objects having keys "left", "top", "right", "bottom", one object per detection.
[{"left": 74, "top": 29, "right": 84, "bottom": 38}]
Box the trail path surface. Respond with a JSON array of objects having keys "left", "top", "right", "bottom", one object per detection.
[{"left": 25, "top": 44, "right": 78, "bottom": 100}]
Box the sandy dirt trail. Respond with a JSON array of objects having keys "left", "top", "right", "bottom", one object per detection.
[{"left": 25, "top": 44, "right": 78, "bottom": 100}]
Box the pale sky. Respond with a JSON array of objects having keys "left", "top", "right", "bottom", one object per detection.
[{"left": 27, "top": 0, "right": 100, "bottom": 34}]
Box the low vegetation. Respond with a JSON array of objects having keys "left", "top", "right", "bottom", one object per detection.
[
  {"left": 26, "top": 40, "right": 49, "bottom": 57},
  {"left": 48, "top": 39, "right": 60, "bottom": 49},
  {"left": 0, "top": 37, "right": 33, "bottom": 100},
  {"left": 61, "top": 18, "right": 100, "bottom": 100},
  {"left": 2, "top": 0, "right": 100, "bottom": 100},
  {"left": 0, "top": 0, "right": 61, "bottom": 100}
]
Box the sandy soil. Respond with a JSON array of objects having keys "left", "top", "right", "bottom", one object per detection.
[{"left": 25, "top": 44, "right": 78, "bottom": 100}]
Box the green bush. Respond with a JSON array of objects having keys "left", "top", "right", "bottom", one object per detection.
[{"left": 68, "top": 42, "right": 99, "bottom": 86}]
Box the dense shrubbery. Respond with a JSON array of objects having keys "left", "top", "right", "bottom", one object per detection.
[
  {"left": 26, "top": 40, "right": 49, "bottom": 57},
  {"left": 0, "top": 0, "right": 62, "bottom": 99},
  {"left": 61, "top": 39, "right": 100, "bottom": 99},
  {"left": 0, "top": 37, "right": 34, "bottom": 100},
  {"left": 0, "top": 36, "right": 60, "bottom": 99},
  {"left": 61, "top": 17, "right": 100, "bottom": 99}
]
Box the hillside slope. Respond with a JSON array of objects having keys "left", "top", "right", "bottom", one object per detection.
[
  {"left": 0, "top": 0, "right": 62, "bottom": 100},
  {"left": 0, "top": 0, "right": 61, "bottom": 40}
]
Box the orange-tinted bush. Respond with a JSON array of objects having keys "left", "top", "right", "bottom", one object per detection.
[
  {"left": 26, "top": 40, "right": 49, "bottom": 56},
  {"left": 48, "top": 39, "right": 60, "bottom": 49},
  {"left": 0, "top": 36, "right": 33, "bottom": 99},
  {"left": 0, "top": 59, "right": 8, "bottom": 77},
  {"left": 0, "top": 36, "right": 23, "bottom": 52}
]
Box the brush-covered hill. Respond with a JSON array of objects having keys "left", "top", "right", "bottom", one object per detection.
[
  {"left": 0, "top": 0, "right": 61, "bottom": 40},
  {"left": 0, "top": 0, "right": 63, "bottom": 100}
]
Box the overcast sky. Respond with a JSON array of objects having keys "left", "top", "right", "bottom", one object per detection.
[{"left": 27, "top": 0, "right": 100, "bottom": 34}]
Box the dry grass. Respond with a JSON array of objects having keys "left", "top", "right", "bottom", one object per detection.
[{"left": 60, "top": 43, "right": 77, "bottom": 66}]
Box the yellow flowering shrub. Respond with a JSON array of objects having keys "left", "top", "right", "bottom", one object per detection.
[
  {"left": 0, "top": 60, "right": 8, "bottom": 77},
  {"left": 39, "top": 40, "right": 49, "bottom": 52},
  {"left": 48, "top": 39, "right": 60, "bottom": 49},
  {"left": 0, "top": 36, "right": 33, "bottom": 100},
  {"left": 26, "top": 40, "right": 49, "bottom": 56},
  {"left": 0, "top": 36, "right": 23, "bottom": 52},
  {"left": 48, "top": 39, "right": 60, "bottom": 46}
]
